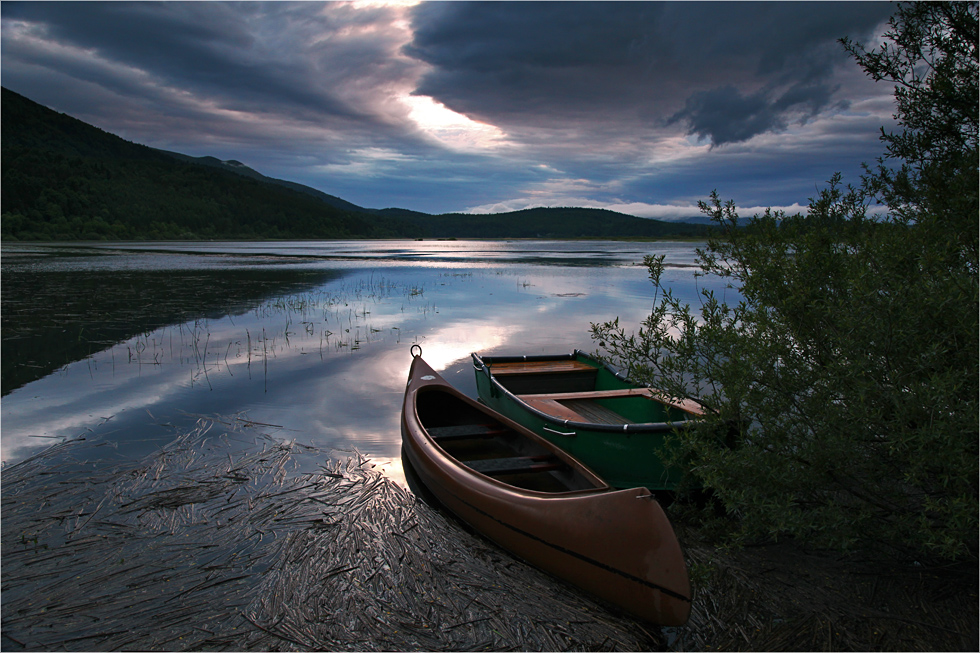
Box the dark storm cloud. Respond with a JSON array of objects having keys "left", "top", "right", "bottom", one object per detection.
[
  {"left": 3, "top": 1, "right": 369, "bottom": 119},
  {"left": 406, "top": 1, "right": 894, "bottom": 144},
  {"left": 668, "top": 81, "right": 843, "bottom": 146},
  {"left": 1, "top": 1, "right": 901, "bottom": 215}
]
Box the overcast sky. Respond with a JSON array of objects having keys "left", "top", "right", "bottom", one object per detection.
[{"left": 1, "top": 1, "right": 899, "bottom": 219}]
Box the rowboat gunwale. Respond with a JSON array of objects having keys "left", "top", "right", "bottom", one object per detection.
[
  {"left": 401, "top": 354, "right": 693, "bottom": 626},
  {"left": 471, "top": 350, "right": 703, "bottom": 434},
  {"left": 470, "top": 350, "right": 710, "bottom": 491}
]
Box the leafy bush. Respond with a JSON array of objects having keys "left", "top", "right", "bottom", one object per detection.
[{"left": 593, "top": 2, "right": 978, "bottom": 560}]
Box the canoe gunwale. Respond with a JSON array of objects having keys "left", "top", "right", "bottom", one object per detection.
[{"left": 471, "top": 351, "right": 694, "bottom": 433}]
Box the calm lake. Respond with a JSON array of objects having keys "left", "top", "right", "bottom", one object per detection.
[{"left": 1, "top": 239, "right": 724, "bottom": 486}]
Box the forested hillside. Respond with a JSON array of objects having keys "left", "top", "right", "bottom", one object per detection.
[{"left": 1, "top": 88, "right": 420, "bottom": 240}]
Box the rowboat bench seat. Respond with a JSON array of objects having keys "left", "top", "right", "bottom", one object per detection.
[
  {"left": 488, "top": 360, "right": 596, "bottom": 376},
  {"left": 520, "top": 388, "right": 658, "bottom": 401},
  {"left": 465, "top": 455, "right": 563, "bottom": 476},
  {"left": 517, "top": 389, "right": 654, "bottom": 425},
  {"left": 519, "top": 388, "right": 706, "bottom": 417}
]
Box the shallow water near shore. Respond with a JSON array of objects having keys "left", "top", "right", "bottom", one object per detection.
[{"left": 1, "top": 239, "right": 721, "bottom": 485}]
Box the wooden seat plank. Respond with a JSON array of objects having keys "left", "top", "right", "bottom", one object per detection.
[
  {"left": 521, "top": 388, "right": 706, "bottom": 416},
  {"left": 560, "top": 399, "right": 633, "bottom": 425},
  {"left": 428, "top": 424, "right": 509, "bottom": 442},
  {"left": 489, "top": 360, "right": 596, "bottom": 376},
  {"left": 520, "top": 397, "right": 588, "bottom": 423},
  {"left": 520, "top": 388, "right": 654, "bottom": 401},
  {"left": 646, "top": 389, "right": 708, "bottom": 416},
  {"left": 466, "top": 456, "right": 563, "bottom": 476}
]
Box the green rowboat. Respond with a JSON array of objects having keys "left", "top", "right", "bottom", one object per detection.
[{"left": 472, "top": 350, "right": 704, "bottom": 491}]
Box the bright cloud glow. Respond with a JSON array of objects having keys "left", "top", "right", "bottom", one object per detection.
[
  {"left": 412, "top": 321, "right": 508, "bottom": 371},
  {"left": 351, "top": 0, "right": 421, "bottom": 8},
  {"left": 402, "top": 94, "right": 510, "bottom": 151}
]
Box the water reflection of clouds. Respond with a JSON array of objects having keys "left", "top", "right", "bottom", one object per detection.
[
  {"left": 2, "top": 242, "right": 726, "bottom": 485},
  {"left": 409, "top": 323, "right": 509, "bottom": 371},
  {"left": 0, "top": 366, "right": 182, "bottom": 463}
]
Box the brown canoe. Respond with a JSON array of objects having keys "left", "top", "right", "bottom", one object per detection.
[{"left": 400, "top": 351, "right": 692, "bottom": 626}]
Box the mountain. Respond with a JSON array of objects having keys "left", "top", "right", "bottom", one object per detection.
[
  {"left": 0, "top": 88, "right": 420, "bottom": 240},
  {"left": 1, "top": 87, "right": 709, "bottom": 241}
]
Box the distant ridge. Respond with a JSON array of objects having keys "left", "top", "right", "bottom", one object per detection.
[
  {"left": 1, "top": 87, "right": 708, "bottom": 241},
  {"left": 400, "top": 207, "right": 707, "bottom": 239},
  {"left": 158, "top": 150, "right": 371, "bottom": 214}
]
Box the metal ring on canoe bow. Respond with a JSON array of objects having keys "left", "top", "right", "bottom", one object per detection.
[{"left": 411, "top": 344, "right": 422, "bottom": 358}]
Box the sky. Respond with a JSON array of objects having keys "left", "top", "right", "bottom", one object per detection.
[{"left": 1, "top": 1, "right": 900, "bottom": 220}]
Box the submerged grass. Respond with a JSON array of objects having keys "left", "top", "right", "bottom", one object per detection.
[{"left": 1, "top": 416, "right": 659, "bottom": 651}]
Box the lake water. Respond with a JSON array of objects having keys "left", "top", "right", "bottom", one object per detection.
[{"left": 1, "top": 239, "right": 724, "bottom": 486}]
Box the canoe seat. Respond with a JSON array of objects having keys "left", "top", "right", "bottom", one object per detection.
[
  {"left": 466, "top": 455, "right": 563, "bottom": 476},
  {"left": 427, "top": 424, "right": 509, "bottom": 442}
]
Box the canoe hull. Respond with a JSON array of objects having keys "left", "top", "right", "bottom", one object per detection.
[
  {"left": 402, "top": 355, "right": 692, "bottom": 626},
  {"left": 473, "top": 351, "right": 700, "bottom": 491}
]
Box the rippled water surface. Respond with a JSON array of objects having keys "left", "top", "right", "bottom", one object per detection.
[{"left": 2, "top": 239, "right": 724, "bottom": 484}]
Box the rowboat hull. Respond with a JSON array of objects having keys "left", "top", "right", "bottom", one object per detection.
[
  {"left": 472, "top": 351, "right": 703, "bottom": 491},
  {"left": 401, "top": 354, "right": 692, "bottom": 626}
]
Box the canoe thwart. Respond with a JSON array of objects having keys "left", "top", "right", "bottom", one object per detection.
[
  {"left": 427, "top": 424, "right": 509, "bottom": 442},
  {"left": 465, "top": 455, "right": 563, "bottom": 476}
]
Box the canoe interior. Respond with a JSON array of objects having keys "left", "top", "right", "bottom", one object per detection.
[
  {"left": 488, "top": 355, "right": 693, "bottom": 424},
  {"left": 415, "top": 388, "right": 600, "bottom": 493}
]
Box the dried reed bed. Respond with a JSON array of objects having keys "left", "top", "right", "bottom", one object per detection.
[{"left": 1, "top": 417, "right": 658, "bottom": 651}]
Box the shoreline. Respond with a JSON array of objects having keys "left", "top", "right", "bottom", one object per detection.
[{"left": 3, "top": 415, "right": 975, "bottom": 651}]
